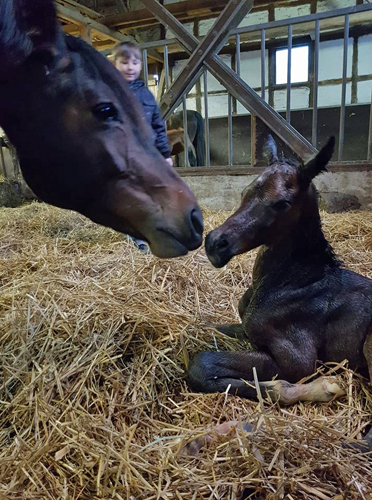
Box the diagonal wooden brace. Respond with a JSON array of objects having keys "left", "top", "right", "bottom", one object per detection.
[
  {"left": 160, "top": 0, "right": 253, "bottom": 114},
  {"left": 141, "top": 0, "right": 317, "bottom": 160}
]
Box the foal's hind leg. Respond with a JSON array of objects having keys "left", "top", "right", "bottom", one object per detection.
[{"left": 210, "top": 288, "right": 253, "bottom": 339}]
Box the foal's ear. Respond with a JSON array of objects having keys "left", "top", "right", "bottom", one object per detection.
[
  {"left": 0, "top": 0, "right": 65, "bottom": 80},
  {"left": 297, "top": 136, "right": 335, "bottom": 190},
  {"left": 263, "top": 135, "right": 279, "bottom": 165}
]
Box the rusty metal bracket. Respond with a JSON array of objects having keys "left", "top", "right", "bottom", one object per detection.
[{"left": 141, "top": 0, "right": 317, "bottom": 160}]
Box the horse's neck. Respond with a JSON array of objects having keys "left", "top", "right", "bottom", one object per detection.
[{"left": 252, "top": 198, "right": 338, "bottom": 288}]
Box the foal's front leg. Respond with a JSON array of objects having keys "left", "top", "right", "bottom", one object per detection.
[
  {"left": 188, "top": 350, "right": 279, "bottom": 398},
  {"left": 188, "top": 351, "right": 344, "bottom": 404},
  {"left": 210, "top": 287, "right": 253, "bottom": 339}
]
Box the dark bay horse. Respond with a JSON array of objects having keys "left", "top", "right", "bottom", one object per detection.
[
  {"left": 189, "top": 137, "right": 372, "bottom": 420},
  {"left": 0, "top": 0, "right": 203, "bottom": 259},
  {"left": 168, "top": 111, "right": 205, "bottom": 167}
]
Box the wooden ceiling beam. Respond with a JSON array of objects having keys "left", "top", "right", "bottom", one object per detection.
[
  {"left": 57, "top": 2, "right": 163, "bottom": 61},
  {"left": 57, "top": 3, "right": 131, "bottom": 42},
  {"left": 58, "top": 0, "right": 102, "bottom": 19},
  {"left": 100, "top": 0, "right": 311, "bottom": 31}
]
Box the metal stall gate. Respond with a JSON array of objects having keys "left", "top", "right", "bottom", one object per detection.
[{"left": 139, "top": 1, "right": 372, "bottom": 169}]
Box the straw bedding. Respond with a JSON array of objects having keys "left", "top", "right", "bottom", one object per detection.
[{"left": 0, "top": 203, "right": 371, "bottom": 500}]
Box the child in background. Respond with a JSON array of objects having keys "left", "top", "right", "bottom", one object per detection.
[{"left": 114, "top": 41, "right": 173, "bottom": 254}]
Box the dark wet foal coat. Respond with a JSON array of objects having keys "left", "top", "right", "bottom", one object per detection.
[{"left": 189, "top": 137, "right": 372, "bottom": 404}]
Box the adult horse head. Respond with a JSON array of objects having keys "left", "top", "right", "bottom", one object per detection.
[{"left": 0, "top": 0, "right": 203, "bottom": 258}]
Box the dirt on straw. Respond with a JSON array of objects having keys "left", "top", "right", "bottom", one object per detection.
[{"left": 0, "top": 203, "right": 371, "bottom": 500}]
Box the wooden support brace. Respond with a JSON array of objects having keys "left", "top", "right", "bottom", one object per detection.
[
  {"left": 57, "top": 3, "right": 163, "bottom": 62},
  {"left": 79, "top": 24, "right": 92, "bottom": 44},
  {"left": 159, "top": 0, "right": 253, "bottom": 113},
  {"left": 141, "top": 0, "right": 317, "bottom": 161}
]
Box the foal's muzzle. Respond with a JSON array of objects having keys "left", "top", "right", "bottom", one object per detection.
[{"left": 205, "top": 231, "right": 233, "bottom": 268}]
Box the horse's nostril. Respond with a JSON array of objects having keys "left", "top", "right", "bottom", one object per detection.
[
  {"left": 190, "top": 207, "right": 204, "bottom": 236},
  {"left": 217, "top": 237, "right": 229, "bottom": 250}
]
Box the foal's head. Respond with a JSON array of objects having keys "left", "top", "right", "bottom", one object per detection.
[
  {"left": 0, "top": 0, "right": 203, "bottom": 258},
  {"left": 206, "top": 137, "right": 335, "bottom": 267}
]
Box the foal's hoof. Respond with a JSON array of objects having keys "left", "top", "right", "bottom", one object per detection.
[{"left": 315, "top": 376, "right": 346, "bottom": 401}]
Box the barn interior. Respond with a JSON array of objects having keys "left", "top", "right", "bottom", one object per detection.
[{"left": 0, "top": 1, "right": 372, "bottom": 499}]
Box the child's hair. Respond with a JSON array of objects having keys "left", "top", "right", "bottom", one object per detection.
[{"left": 113, "top": 41, "right": 142, "bottom": 62}]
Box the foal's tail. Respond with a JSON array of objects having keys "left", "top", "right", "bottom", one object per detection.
[{"left": 194, "top": 111, "right": 205, "bottom": 167}]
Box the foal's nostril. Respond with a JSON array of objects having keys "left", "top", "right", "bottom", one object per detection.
[
  {"left": 190, "top": 207, "right": 204, "bottom": 237},
  {"left": 216, "top": 237, "right": 229, "bottom": 250}
]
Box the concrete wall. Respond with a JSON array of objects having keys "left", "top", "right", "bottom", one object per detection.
[{"left": 181, "top": 168, "right": 372, "bottom": 211}]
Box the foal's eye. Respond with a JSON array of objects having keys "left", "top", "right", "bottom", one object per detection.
[
  {"left": 93, "top": 103, "right": 119, "bottom": 122},
  {"left": 272, "top": 200, "right": 291, "bottom": 212}
]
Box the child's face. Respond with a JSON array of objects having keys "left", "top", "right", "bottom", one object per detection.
[{"left": 115, "top": 54, "right": 142, "bottom": 82}]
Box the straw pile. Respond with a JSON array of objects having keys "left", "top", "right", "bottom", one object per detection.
[{"left": 0, "top": 203, "right": 371, "bottom": 500}]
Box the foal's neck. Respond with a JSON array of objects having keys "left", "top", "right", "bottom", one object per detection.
[{"left": 256, "top": 188, "right": 339, "bottom": 284}]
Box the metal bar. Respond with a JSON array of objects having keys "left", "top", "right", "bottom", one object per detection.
[
  {"left": 135, "top": 3, "right": 372, "bottom": 51},
  {"left": 164, "top": 45, "right": 170, "bottom": 89},
  {"left": 228, "top": 94, "right": 233, "bottom": 166},
  {"left": 143, "top": 0, "right": 317, "bottom": 160},
  {"left": 251, "top": 115, "right": 257, "bottom": 165},
  {"left": 312, "top": 18, "right": 320, "bottom": 148},
  {"left": 203, "top": 71, "right": 211, "bottom": 168},
  {"left": 286, "top": 25, "right": 292, "bottom": 123},
  {"left": 206, "top": 56, "right": 317, "bottom": 159},
  {"left": 232, "top": 3, "right": 372, "bottom": 35},
  {"left": 235, "top": 34, "right": 241, "bottom": 77},
  {"left": 261, "top": 29, "right": 265, "bottom": 100},
  {"left": 157, "top": 0, "right": 253, "bottom": 117},
  {"left": 338, "top": 14, "right": 349, "bottom": 161},
  {"left": 368, "top": 90, "right": 372, "bottom": 161},
  {"left": 142, "top": 49, "right": 149, "bottom": 88},
  {"left": 183, "top": 96, "right": 189, "bottom": 167},
  {"left": 138, "top": 38, "right": 179, "bottom": 50}
]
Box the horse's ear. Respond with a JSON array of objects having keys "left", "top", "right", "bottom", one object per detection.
[
  {"left": 262, "top": 135, "right": 279, "bottom": 165},
  {"left": 0, "top": 0, "right": 65, "bottom": 80},
  {"left": 298, "top": 137, "right": 335, "bottom": 190}
]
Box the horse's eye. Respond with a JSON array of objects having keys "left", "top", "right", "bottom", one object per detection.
[
  {"left": 272, "top": 200, "right": 291, "bottom": 212},
  {"left": 93, "top": 103, "right": 119, "bottom": 122}
]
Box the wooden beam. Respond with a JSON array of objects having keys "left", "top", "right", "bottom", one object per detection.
[
  {"left": 158, "top": 0, "right": 253, "bottom": 114},
  {"left": 58, "top": 0, "right": 102, "bottom": 20},
  {"left": 101, "top": 0, "right": 313, "bottom": 31},
  {"left": 57, "top": 4, "right": 163, "bottom": 62},
  {"left": 101, "top": 0, "right": 228, "bottom": 30},
  {"left": 57, "top": 4, "right": 130, "bottom": 42},
  {"left": 142, "top": 0, "right": 317, "bottom": 161},
  {"left": 79, "top": 24, "right": 92, "bottom": 45},
  {"left": 176, "top": 162, "right": 372, "bottom": 177}
]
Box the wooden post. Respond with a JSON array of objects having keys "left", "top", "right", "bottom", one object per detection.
[
  {"left": 79, "top": 24, "right": 92, "bottom": 44},
  {"left": 0, "top": 144, "right": 7, "bottom": 178}
]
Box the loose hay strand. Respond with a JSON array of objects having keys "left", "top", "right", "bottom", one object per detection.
[{"left": 0, "top": 203, "right": 371, "bottom": 499}]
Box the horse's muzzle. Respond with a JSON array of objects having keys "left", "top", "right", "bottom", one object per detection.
[{"left": 152, "top": 205, "right": 204, "bottom": 258}]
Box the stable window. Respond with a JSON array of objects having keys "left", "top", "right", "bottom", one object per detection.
[{"left": 275, "top": 45, "right": 309, "bottom": 84}]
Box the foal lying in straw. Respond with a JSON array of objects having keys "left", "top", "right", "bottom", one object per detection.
[{"left": 188, "top": 136, "right": 372, "bottom": 450}]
